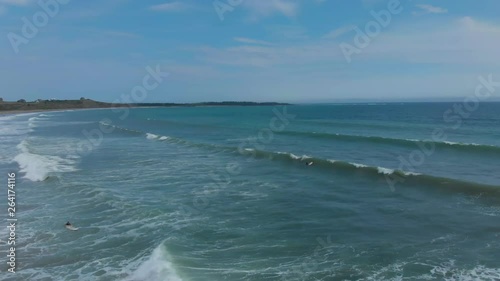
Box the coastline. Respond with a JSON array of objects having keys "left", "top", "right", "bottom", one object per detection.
[
  {"left": 0, "top": 107, "right": 124, "bottom": 117},
  {"left": 0, "top": 108, "right": 102, "bottom": 116},
  {"left": 0, "top": 100, "right": 289, "bottom": 117},
  {"left": 0, "top": 104, "right": 287, "bottom": 117}
]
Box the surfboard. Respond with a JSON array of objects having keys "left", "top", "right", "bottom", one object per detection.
[{"left": 65, "top": 225, "right": 79, "bottom": 231}]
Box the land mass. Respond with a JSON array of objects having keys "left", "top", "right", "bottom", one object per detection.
[{"left": 0, "top": 99, "right": 289, "bottom": 113}]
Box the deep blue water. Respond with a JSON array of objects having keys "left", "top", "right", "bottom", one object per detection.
[{"left": 0, "top": 103, "right": 499, "bottom": 280}]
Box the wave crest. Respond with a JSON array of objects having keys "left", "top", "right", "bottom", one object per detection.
[
  {"left": 278, "top": 131, "right": 500, "bottom": 154},
  {"left": 238, "top": 149, "right": 499, "bottom": 192},
  {"left": 106, "top": 126, "right": 500, "bottom": 193},
  {"left": 14, "top": 140, "right": 78, "bottom": 182},
  {"left": 126, "top": 243, "right": 183, "bottom": 281}
]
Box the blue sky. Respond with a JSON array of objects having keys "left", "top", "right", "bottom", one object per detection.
[{"left": 1, "top": 0, "right": 500, "bottom": 103}]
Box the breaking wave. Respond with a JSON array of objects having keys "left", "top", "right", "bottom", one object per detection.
[
  {"left": 13, "top": 140, "right": 78, "bottom": 182},
  {"left": 139, "top": 128, "right": 500, "bottom": 193},
  {"left": 278, "top": 130, "right": 500, "bottom": 154},
  {"left": 125, "top": 243, "right": 183, "bottom": 281}
]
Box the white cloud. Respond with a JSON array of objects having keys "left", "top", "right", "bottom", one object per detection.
[
  {"left": 198, "top": 41, "right": 342, "bottom": 68},
  {"left": 150, "top": 1, "right": 189, "bottom": 12},
  {"left": 242, "top": 0, "right": 299, "bottom": 19},
  {"left": 0, "top": 0, "right": 32, "bottom": 6},
  {"left": 415, "top": 4, "right": 448, "bottom": 14},
  {"left": 195, "top": 17, "right": 500, "bottom": 69},
  {"left": 322, "top": 25, "right": 356, "bottom": 39},
  {"left": 459, "top": 16, "right": 500, "bottom": 33},
  {"left": 0, "top": 0, "right": 33, "bottom": 13},
  {"left": 266, "top": 25, "right": 308, "bottom": 40},
  {"left": 354, "top": 17, "right": 500, "bottom": 66},
  {"left": 233, "top": 37, "right": 274, "bottom": 46}
]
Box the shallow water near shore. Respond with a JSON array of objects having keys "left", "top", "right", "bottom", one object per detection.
[{"left": 1, "top": 103, "right": 499, "bottom": 280}]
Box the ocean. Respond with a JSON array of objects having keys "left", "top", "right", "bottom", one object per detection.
[{"left": 0, "top": 103, "right": 499, "bottom": 281}]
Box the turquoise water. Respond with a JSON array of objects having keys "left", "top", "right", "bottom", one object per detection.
[{"left": 1, "top": 103, "right": 499, "bottom": 280}]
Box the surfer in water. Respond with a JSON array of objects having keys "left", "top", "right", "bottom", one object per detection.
[{"left": 65, "top": 221, "right": 78, "bottom": 231}]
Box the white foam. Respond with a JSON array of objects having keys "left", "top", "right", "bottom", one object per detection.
[
  {"left": 272, "top": 151, "right": 310, "bottom": 161},
  {"left": 444, "top": 141, "right": 480, "bottom": 147},
  {"left": 430, "top": 234, "right": 455, "bottom": 244},
  {"left": 146, "top": 133, "right": 159, "bottom": 140},
  {"left": 146, "top": 133, "right": 170, "bottom": 141},
  {"left": 28, "top": 116, "right": 48, "bottom": 129},
  {"left": 403, "top": 171, "right": 421, "bottom": 176},
  {"left": 430, "top": 261, "right": 500, "bottom": 281},
  {"left": 126, "top": 244, "right": 183, "bottom": 281},
  {"left": 351, "top": 162, "right": 368, "bottom": 168},
  {"left": 377, "top": 167, "right": 395, "bottom": 175},
  {"left": 13, "top": 140, "right": 78, "bottom": 182},
  {"left": 0, "top": 115, "right": 16, "bottom": 121},
  {"left": 0, "top": 116, "right": 33, "bottom": 136},
  {"left": 365, "top": 260, "right": 500, "bottom": 281},
  {"left": 99, "top": 121, "right": 114, "bottom": 127},
  {"left": 28, "top": 116, "right": 47, "bottom": 121},
  {"left": 239, "top": 191, "right": 268, "bottom": 198},
  {"left": 0, "top": 125, "right": 30, "bottom": 136}
]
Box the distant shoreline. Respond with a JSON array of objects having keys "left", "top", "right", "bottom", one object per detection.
[
  {"left": 0, "top": 99, "right": 290, "bottom": 115},
  {"left": 0, "top": 108, "right": 109, "bottom": 116}
]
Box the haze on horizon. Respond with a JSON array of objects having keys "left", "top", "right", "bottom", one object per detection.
[{"left": 1, "top": 0, "right": 499, "bottom": 103}]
